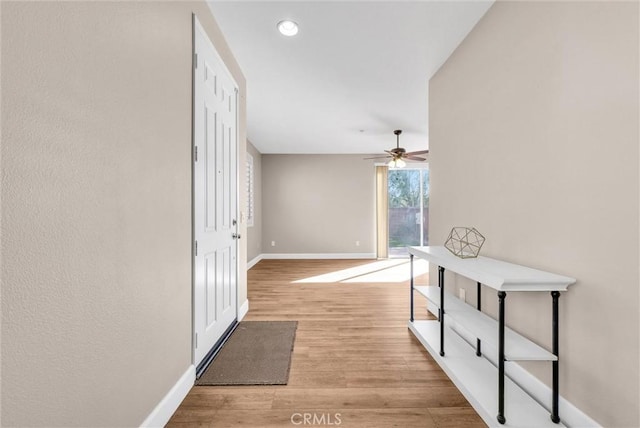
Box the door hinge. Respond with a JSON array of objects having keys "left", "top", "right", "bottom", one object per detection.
[
  {"left": 195, "top": 240, "right": 198, "bottom": 256},
  {"left": 195, "top": 333, "right": 198, "bottom": 348},
  {"left": 194, "top": 53, "right": 198, "bottom": 69},
  {"left": 194, "top": 146, "right": 198, "bottom": 162}
]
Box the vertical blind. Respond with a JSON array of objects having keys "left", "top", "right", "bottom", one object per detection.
[
  {"left": 375, "top": 165, "right": 388, "bottom": 259},
  {"left": 246, "top": 154, "right": 254, "bottom": 227}
]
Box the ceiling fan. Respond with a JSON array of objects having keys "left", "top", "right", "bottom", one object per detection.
[{"left": 364, "top": 130, "right": 429, "bottom": 168}]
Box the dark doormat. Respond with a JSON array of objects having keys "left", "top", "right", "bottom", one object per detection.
[{"left": 195, "top": 321, "right": 298, "bottom": 386}]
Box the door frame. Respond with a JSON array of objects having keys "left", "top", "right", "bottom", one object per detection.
[{"left": 191, "top": 14, "right": 241, "bottom": 368}]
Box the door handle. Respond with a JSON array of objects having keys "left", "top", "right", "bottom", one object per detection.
[{"left": 232, "top": 233, "right": 241, "bottom": 239}]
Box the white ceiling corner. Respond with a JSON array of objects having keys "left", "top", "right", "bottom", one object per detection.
[{"left": 207, "top": 1, "right": 494, "bottom": 155}]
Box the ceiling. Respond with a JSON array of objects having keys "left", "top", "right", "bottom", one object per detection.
[{"left": 208, "top": 1, "right": 493, "bottom": 155}]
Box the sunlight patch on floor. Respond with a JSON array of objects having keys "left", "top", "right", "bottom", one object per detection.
[{"left": 293, "top": 259, "right": 429, "bottom": 284}]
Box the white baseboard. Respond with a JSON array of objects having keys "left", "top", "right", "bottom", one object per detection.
[
  {"left": 247, "top": 254, "right": 263, "bottom": 270},
  {"left": 261, "top": 253, "right": 376, "bottom": 260},
  {"left": 140, "top": 364, "right": 195, "bottom": 428},
  {"left": 238, "top": 299, "right": 249, "bottom": 321},
  {"left": 424, "top": 302, "right": 600, "bottom": 428},
  {"left": 506, "top": 362, "right": 601, "bottom": 428}
]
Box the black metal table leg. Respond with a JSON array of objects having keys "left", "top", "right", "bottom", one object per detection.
[
  {"left": 551, "top": 291, "right": 561, "bottom": 423},
  {"left": 439, "top": 266, "right": 445, "bottom": 357},
  {"left": 497, "top": 291, "right": 507, "bottom": 425},
  {"left": 410, "top": 254, "right": 414, "bottom": 323},
  {"left": 476, "top": 282, "right": 482, "bottom": 357}
]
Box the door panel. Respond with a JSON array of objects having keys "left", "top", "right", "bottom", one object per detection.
[
  {"left": 218, "top": 247, "right": 231, "bottom": 311},
  {"left": 194, "top": 18, "right": 238, "bottom": 367},
  {"left": 205, "top": 253, "right": 217, "bottom": 326},
  {"left": 205, "top": 107, "right": 216, "bottom": 231}
]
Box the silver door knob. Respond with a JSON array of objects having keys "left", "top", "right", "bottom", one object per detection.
[{"left": 232, "top": 233, "right": 241, "bottom": 239}]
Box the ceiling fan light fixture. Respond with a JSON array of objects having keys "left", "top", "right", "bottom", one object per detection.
[
  {"left": 388, "top": 158, "right": 406, "bottom": 168},
  {"left": 277, "top": 20, "right": 299, "bottom": 36}
]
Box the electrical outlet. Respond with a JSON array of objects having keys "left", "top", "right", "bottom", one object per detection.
[
  {"left": 271, "top": 241, "right": 276, "bottom": 247},
  {"left": 355, "top": 240, "right": 360, "bottom": 246},
  {"left": 459, "top": 288, "right": 466, "bottom": 302}
]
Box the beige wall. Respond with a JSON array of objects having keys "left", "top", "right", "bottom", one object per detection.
[
  {"left": 1, "top": 2, "right": 247, "bottom": 426},
  {"left": 262, "top": 155, "right": 376, "bottom": 255},
  {"left": 247, "top": 140, "right": 262, "bottom": 263},
  {"left": 429, "top": 1, "right": 639, "bottom": 426}
]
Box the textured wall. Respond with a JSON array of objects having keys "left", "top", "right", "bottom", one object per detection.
[
  {"left": 1, "top": 1, "right": 247, "bottom": 426},
  {"left": 262, "top": 155, "right": 376, "bottom": 255},
  {"left": 429, "top": 1, "right": 639, "bottom": 426},
  {"left": 246, "top": 141, "right": 262, "bottom": 263}
]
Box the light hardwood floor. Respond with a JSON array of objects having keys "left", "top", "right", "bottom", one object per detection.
[{"left": 168, "top": 259, "right": 486, "bottom": 428}]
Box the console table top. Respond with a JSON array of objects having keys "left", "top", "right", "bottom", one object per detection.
[{"left": 408, "top": 246, "right": 576, "bottom": 291}]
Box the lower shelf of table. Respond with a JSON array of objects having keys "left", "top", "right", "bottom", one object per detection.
[{"left": 408, "top": 320, "right": 565, "bottom": 428}]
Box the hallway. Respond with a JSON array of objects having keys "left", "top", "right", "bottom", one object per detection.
[{"left": 168, "top": 259, "right": 485, "bottom": 427}]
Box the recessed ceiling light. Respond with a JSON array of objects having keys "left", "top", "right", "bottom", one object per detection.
[{"left": 277, "top": 20, "right": 299, "bottom": 37}]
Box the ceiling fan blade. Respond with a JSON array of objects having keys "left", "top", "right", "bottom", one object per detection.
[
  {"left": 363, "top": 155, "right": 392, "bottom": 160},
  {"left": 367, "top": 131, "right": 422, "bottom": 161}
]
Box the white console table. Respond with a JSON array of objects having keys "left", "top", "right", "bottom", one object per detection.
[{"left": 408, "top": 246, "right": 575, "bottom": 427}]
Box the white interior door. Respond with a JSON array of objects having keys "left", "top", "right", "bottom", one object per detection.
[{"left": 193, "top": 17, "right": 238, "bottom": 367}]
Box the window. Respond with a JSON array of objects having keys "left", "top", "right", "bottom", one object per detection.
[{"left": 387, "top": 167, "right": 429, "bottom": 257}]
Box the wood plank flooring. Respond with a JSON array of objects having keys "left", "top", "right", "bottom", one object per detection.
[{"left": 167, "top": 259, "right": 486, "bottom": 428}]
